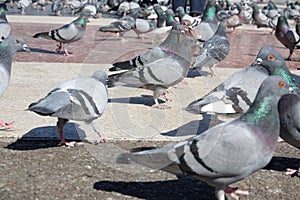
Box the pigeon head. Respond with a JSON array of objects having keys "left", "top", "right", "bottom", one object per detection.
[
  {"left": 243, "top": 75, "right": 293, "bottom": 126},
  {"left": 254, "top": 46, "right": 297, "bottom": 90},
  {"left": 175, "top": 6, "right": 185, "bottom": 18},
  {"left": 0, "top": 36, "right": 30, "bottom": 53}
]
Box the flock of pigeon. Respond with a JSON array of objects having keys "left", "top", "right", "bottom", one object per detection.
[{"left": 0, "top": 0, "right": 299, "bottom": 199}]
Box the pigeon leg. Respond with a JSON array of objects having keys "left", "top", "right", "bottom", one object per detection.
[
  {"left": 56, "top": 118, "right": 75, "bottom": 147},
  {"left": 209, "top": 64, "right": 218, "bottom": 77},
  {"left": 152, "top": 99, "right": 171, "bottom": 109},
  {"left": 0, "top": 121, "right": 14, "bottom": 129},
  {"left": 151, "top": 88, "right": 171, "bottom": 109},
  {"left": 55, "top": 42, "right": 62, "bottom": 53},
  {"left": 91, "top": 119, "right": 109, "bottom": 143},
  {"left": 63, "top": 44, "right": 72, "bottom": 56},
  {"left": 225, "top": 186, "right": 249, "bottom": 200},
  {"left": 286, "top": 167, "right": 300, "bottom": 177}
]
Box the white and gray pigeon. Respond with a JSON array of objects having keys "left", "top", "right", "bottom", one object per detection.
[
  {"left": 0, "top": 36, "right": 30, "bottom": 129},
  {"left": 117, "top": 75, "right": 293, "bottom": 200},
  {"left": 33, "top": 14, "right": 87, "bottom": 56},
  {"left": 278, "top": 91, "right": 300, "bottom": 177},
  {"left": 195, "top": 0, "right": 219, "bottom": 41},
  {"left": 186, "top": 46, "right": 297, "bottom": 121},
  {"left": 109, "top": 23, "right": 186, "bottom": 72},
  {"left": 192, "top": 21, "right": 230, "bottom": 77},
  {"left": 107, "top": 35, "right": 197, "bottom": 109},
  {"left": 133, "top": 18, "right": 157, "bottom": 39},
  {"left": 28, "top": 71, "right": 108, "bottom": 147},
  {"left": 0, "top": 3, "right": 10, "bottom": 41}
]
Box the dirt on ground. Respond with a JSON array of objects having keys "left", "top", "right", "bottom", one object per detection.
[{"left": 0, "top": 139, "right": 299, "bottom": 200}]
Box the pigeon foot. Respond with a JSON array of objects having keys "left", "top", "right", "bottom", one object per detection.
[{"left": 225, "top": 186, "right": 249, "bottom": 200}]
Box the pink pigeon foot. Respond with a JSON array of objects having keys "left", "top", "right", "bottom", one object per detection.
[
  {"left": 55, "top": 43, "right": 62, "bottom": 53},
  {"left": 0, "top": 121, "right": 14, "bottom": 129},
  {"left": 225, "top": 186, "right": 250, "bottom": 200},
  {"left": 286, "top": 168, "right": 300, "bottom": 177}
]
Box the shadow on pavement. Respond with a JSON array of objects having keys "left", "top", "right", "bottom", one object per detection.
[
  {"left": 108, "top": 95, "right": 164, "bottom": 107},
  {"left": 93, "top": 176, "right": 214, "bottom": 200},
  {"left": 161, "top": 115, "right": 212, "bottom": 137},
  {"left": 29, "top": 47, "right": 65, "bottom": 55},
  {"left": 5, "top": 123, "right": 86, "bottom": 150},
  {"left": 264, "top": 156, "right": 300, "bottom": 173}
]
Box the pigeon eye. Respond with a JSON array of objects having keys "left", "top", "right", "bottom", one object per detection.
[
  {"left": 278, "top": 81, "right": 285, "bottom": 88},
  {"left": 15, "top": 40, "right": 20, "bottom": 44},
  {"left": 268, "top": 54, "right": 275, "bottom": 61}
]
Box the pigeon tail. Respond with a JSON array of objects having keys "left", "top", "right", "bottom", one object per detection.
[
  {"left": 116, "top": 145, "right": 183, "bottom": 174},
  {"left": 107, "top": 72, "right": 127, "bottom": 88},
  {"left": 109, "top": 60, "right": 135, "bottom": 71},
  {"left": 33, "top": 32, "right": 52, "bottom": 40}
]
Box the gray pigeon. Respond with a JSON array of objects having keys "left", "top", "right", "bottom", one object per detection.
[
  {"left": 33, "top": 14, "right": 87, "bottom": 56},
  {"left": 153, "top": 4, "right": 167, "bottom": 28},
  {"left": 98, "top": 8, "right": 139, "bottom": 39},
  {"left": 117, "top": 75, "right": 293, "bottom": 200},
  {"left": 176, "top": 6, "right": 201, "bottom": 27},
  {"left": 192, "top": 21, "right": 230, "bottom": 77},
  {"left": 0, "top": 36, "right": 30, "bottom": 129},
  {"left": 278, "top": 91, "right": 300, "bottom": 177},
  {"left": 186, "top": 46, "right": 297, "bottom": 120},
  {"left": 107, "top": 36, "right": 196, "bottom": 109},
  {"left": 194, "top": 0, "right": 219, "bottom": 41},
  {"left": 252, "top": 4, "right": 279, "bottom": 33},
  {"left": 28, "top": 71, "right": 108, "bottom": 146},
  {"left": 0, "top": 3, "right": 10, "bottom": 41},
  {"left": 275, "top": 15, "right": 300, "bottom": 60},
  {"left": 109, "top": 23, "right": 186, "bottom": 72}
]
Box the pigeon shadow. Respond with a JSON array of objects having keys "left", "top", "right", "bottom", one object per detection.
[
  {"left": 264, "top": 156, "right": 300, "bottom": 172},
  {"left": 29, "top": 47, "right": 65, "bottom": 55},
  {"left": 186, "top": 68, "right": 210, "bottom": 78},
  {"left": 93, "top": 176, "right": 215, "bottom": 200},
  {"left": 5, "top": 123, "right": 87, "bottom": 150},
  {"left": 161, "top": 115, "right": 212, "bottom": 137},
  {"left": 108, "top": 95, "right": 164, "bottom": 107}
]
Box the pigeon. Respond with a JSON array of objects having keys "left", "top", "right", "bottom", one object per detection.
[
  {"left": 109, "top": 23, "right": 186, "bottom": 72},
  {"left": 117, "top": 75, "right": 293, "bottom": 200},
  {"left": 192, "top": 21, "right": 230, "bottom": 77},
  {"left": 28, "top": 71, "right": 108, "bottom": 146},
  {"left": 133, "top": 18, "right": 157, "bottom": 39},
  {"left": 52, "top": 0, "right": 66, "bottom": 16},
  {"left": 278, "top": 91, "right": 300, "bottom": 177},
  {"left": 10, "top": 0, "right": 30, "bottom": 15},
  {"left": 186, "top": 46, "right": 297, "bottom": 121},
  {"left": 33, "top": 14, "right": 87, "bottom": 56},
  {"left": 98, "top": 8, "right": 139, "bottom": 39},
  {"left": 0, "top": 3, "right": 10, "bottom": 41},
  {"left": 275, "top": 15, "right": 300, "bottom": 60},
  {"left": 252, "top": 3, "right": 278, "bottom": 33},
  {"left": 195, "top": 0, "right": 219, "bottom": 41},
  {"left": 117, "top": 0, "right": 140, "bottom": 17},
  {"left": 0, "top": 36, "right": 30, "bottom": 129},
  {"left": 153, "top": 4, "right": 167, "bottom": 28},
  {"left": 176, "top": 6, "right": 201, "bottom": 27},
  {"left": 107, "top": 35, "right": 196, "bottom": 109},
  {"left": 165, "top": 8, "right": 177, "bottom": 27}
]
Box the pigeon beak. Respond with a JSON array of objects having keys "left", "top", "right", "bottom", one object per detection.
[
  {"left": 23, "top": 44, "right": 30, "bottom": 52},
  {"left": 254, "top": 57, "right": 263, "bottom": 65}
]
